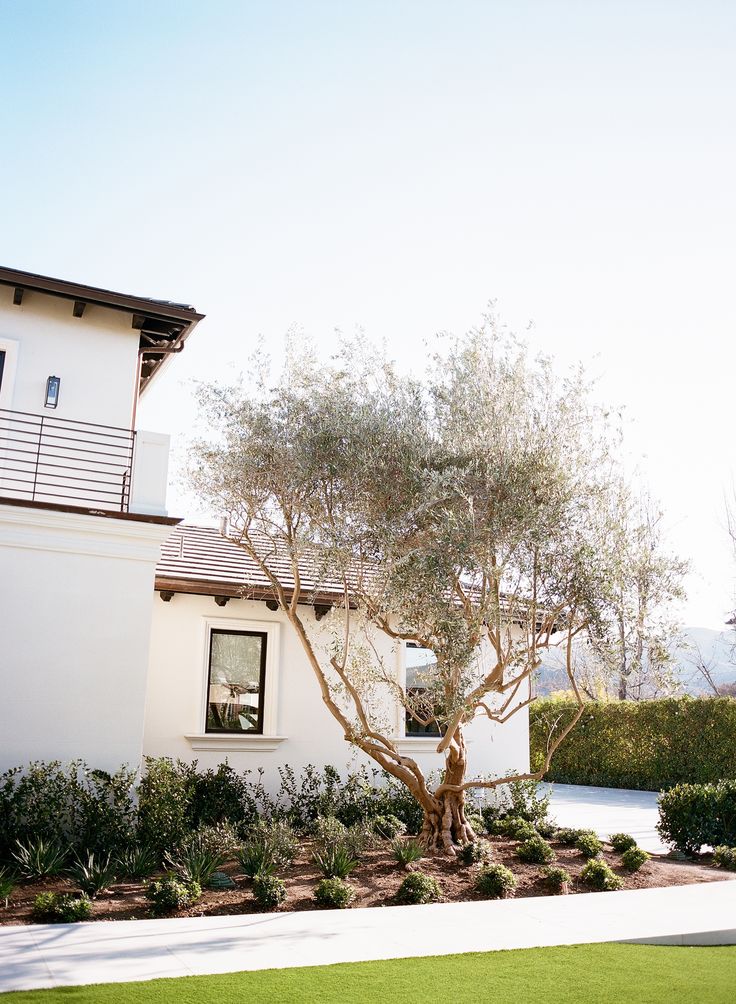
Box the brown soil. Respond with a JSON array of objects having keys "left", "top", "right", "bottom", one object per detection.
[{"left": 2, "top": 836, "right": 732, "bottom": 926}]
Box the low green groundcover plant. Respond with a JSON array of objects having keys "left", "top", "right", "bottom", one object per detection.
[
  {"left": 610, "top": 832, "right": 637, "bottom": 853},
  {"left": 575, "top": 832, "right": 603, "bottom": 859},
  {"left": 712, "top": 845, "right": 736, "bottom": 870},
  {"left": 554, "top": 827, "right": 583, "bottom": 846},
  {"left": 32, "top": 891, "right": 92, "bottom": 923},
  {"left": 252, "top": 873, "right": 287, "bottom": 909},
  {"left": 535, "top": 819, "right": 558, "bottom": 839},
  {"left": 489, "top": 817, "right": 538, "bottom": 841},
  {"left": 474, "top": 863, "right": 517, "bottom": 899},
  {"left": 5, "top": 944, "right": 736, "bottom": 1003},
  {"left": 516, "top": 835, "right": 555, "bottom": 864},
  {"left": 458, "top": 838, "right": 493, "bottom": 866},
  {"left": 146, "top": 874, "right": 202, "bottom": 916},
  {"left": 542, "top": 865, "right": 571, "bottom": 893},
  {"left": 396, "top": 872, "right": 442, "bottom": 905},
  {"left": 621, "top": 846, "right": 650, "bottom": 872},
  {"left": 371, "top": 814, "right": 406, "bottom": 839},
  {"left": 314, "top": 877, "right": 355, "bottom": 908},
  {"left": 580, "top": 858, "right": 623, "bottom": 891}
]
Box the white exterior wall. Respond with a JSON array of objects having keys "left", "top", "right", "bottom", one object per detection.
[
  {"left": 0, "top": 286, "right": 139, "bottom": 429},
  {"left": 0, "top": 503, "right": 175, "bottom": 772},
  {"left": 144, "top": 593, "right": 530, "bottom": 791}
]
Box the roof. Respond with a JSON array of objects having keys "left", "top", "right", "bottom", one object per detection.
[
  {"left": 0, "top": 266, "right": 204, "bottom": 395},
  {"left": 155, "top": 524, "right": 351, "bottom": 604}
]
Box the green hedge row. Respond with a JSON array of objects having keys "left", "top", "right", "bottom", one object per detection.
[{"left": 530, "top": 697, "right": 736, "bottom": 791}]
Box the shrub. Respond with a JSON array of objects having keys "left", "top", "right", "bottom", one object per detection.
[
  {"left": 542, "top": 865, "right": 571, "bottom": 893},
  {"left": 392, "top": 838, "right": 425, "bottom": 867},
  {"left": 575, "top": 833, "right": 603, "bottom": 859},
  {"left": 499, "top": 779, "right": 551, "bottom": 823},
  {"left": 535, "top": 819, "right": 558, "bottom": 840},
  {"left": 246, "top": 820, "right": 299, "bottom": 868},
  {"left": 314, "top": 877, "right": 355, "bottom": 909},
  {"left": 146, "top": 874, "right": 202, "bottom": 915},
  {"left": 657, "top": 780, "right": 736, "bottom": 855},
  {"left": 32, "top": 892, "right": 92, "bottom": 923},
  {"left": 712, "top": 846, "right": 736, "bottom": 871},
  {"left": 581, "top": 858, "right": 623, "bottom": 891},
  {"left": 516, "top": 836, "right": 555, "bottom": 864},
  {"left": 253, "top": 873, "right": 287, "bottom": 910},
  {"left": 371, "top": 814, "right": 406, "bottom": 840},
  {"left": 167, "top": 823, "right": 239, "bottom": 887},
  {"left": 554, "top": 827, "right": 582, "bottom": 846},
  {"left": 0, "top": 761, "right": 137, "bottom": 862},
  {"left": 312, "top": 844, "right": 358, "bottom": 880},
  {"left": 116, "top": 844, "right": 158, "bottom": 879},
  {"left": 475, "top": 864, "right": 517, "bottom": 899},
  {"left": 621, "top": 846, "right": 650, "bottom": 872},
  {"left": 530, "top": 696, "right": 736, "bottom": 790},
  {"left": 491, "top": 817, "right": 537, "bottom": 841},
  {"left": 312, "top": 815, "right": 348, "bottom": 845},
  {"left": 396, "top": 871, "right": 442, "bottom": 905},
  {"left": 458, "top": 839, "right": 493, "bottom": 866},
  {"left": 12, "top": 837, "right": 68, "bottom": 879},
  {"left": 610, "top": 833, "right": 637, "bottom": 853},
  {"left": 68, "top": 851, "right": 118, "bottom": 897},
  {"left": 0, "top": 866, "right": 15, "bottom": 906},
  {"left": 466, "top": 812, "right": 485, "bottom": 835}
]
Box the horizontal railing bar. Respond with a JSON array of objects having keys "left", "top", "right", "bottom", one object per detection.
[
  {"left": 0, "top": 419, "right": 134, "bottom": 445},
  {"left": 0, "top": 407, "right": 133, "bottom": 435},
  {"left": 0, "top": 429, "right": 133, "bottom": 453},
  {"left": 0, "top": 447, "right": 131, "bottom": 471}
]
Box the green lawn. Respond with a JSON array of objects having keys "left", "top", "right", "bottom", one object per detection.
[{"left": 5, "top": 944, "right": 736, "bottom": 1003}]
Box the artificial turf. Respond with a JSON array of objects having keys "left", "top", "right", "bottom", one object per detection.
[{"left": 4, "top": 943, "right": 736, "bottom": 1003}]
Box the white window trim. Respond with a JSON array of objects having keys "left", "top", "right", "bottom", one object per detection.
[
  {"left": 0, "top": 337, "right": 19, "bottom": 409},
  {"left": 185, "top": 616, "right": 282, "bottom": 749}
]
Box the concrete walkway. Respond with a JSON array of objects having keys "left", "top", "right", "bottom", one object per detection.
[
  {"left": 544, "top": 783, "right": 666, "bottom": 853},
  {"left": 1, "top": 881, "right": 734, "bottom": 993}
]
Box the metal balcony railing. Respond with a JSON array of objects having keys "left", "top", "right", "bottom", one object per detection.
[{"left": 0, "top": 408, "right": 135, "bottom": 512}]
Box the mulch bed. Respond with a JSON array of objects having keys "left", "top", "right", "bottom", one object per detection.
[{"left": 2, "top": 836, "right": 732, "bottom": 926}]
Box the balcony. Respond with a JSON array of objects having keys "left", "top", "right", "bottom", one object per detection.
[{"left": 0, "top": 408, "right": 170, "bottom": 515}]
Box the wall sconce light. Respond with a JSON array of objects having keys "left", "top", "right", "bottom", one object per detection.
[{"left": 45, "top": 376, "right": 61, "bottom": 409}]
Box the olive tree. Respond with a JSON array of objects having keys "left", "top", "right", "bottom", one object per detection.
[{"left": 191, "top": 319, "right": 630, "bottom": 853}]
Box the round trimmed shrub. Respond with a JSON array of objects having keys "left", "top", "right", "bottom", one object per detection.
[
  {"left": 32, "top": 892, "right": 92, "bottom": 923},
  {"left": 475, "top": 863, "right": 517, "bottom": 899},
  {"left": 535, "top": 819, "right": 558, "bottom": 840},
  {"left": 516, "top": 835, "right": 555, "bottom": 864},
  {"left": 493, "top": 817, "right": 537, "bottom": 841},
  {"left": 371, "top": 814, "right": 406, "bottom": 840},
  {"left": 621, "top": 846, "right": 650, "bottom": 872},
  {"left": 610, "top": 833, "right": 637, "bottom": 853},
  {"left": 575, "top": 832, "right": 603, "bottom": 859},
  {"left": 253, "top": 873, "right": 287, "bottom": 910},
  {"left": 146, "top": 874, "right": 202, "bottom": 916},
  {"left": 542, "top": 865, "right": 571, "bottom": 893},
  {"left": 466, "top": 812, "right": 485, "bottom": 835},
  {"left": 396, "top": 871, "right": 442, "bottom": 905},
  {"left": 314, "top": 877, "right": 356, "bottom": 909},
  {"left": 581, "top": 858, "right": 623, "bottom": 891},
  {"left": 458, "top": 839, "right": 493, "bottom": 866}
]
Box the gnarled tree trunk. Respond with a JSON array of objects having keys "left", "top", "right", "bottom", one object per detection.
[{"left": 419, "top": 732, "right": 477, "bottom": 853}]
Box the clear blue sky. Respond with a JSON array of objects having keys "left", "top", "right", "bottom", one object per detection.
[{"left": 1, "top": 1, "right": 735, "bottom": 627}]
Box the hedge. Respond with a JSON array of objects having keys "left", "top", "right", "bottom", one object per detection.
[
  {"left": 530, "top": 697, "right": 736, "bottom": 791},
  {"left": 657, "top": 780, "right": 736, "bottom": 854}
]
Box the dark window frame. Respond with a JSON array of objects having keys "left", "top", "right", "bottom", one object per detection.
[
  {"left": 404, "top": 642, "right": 442, "bottom": 737},
  {"left": 0, "top": 349, "right": 5, "bottom": 393},
  {"left": 205, "top": 628, "right": 268, "bottom": 735}
]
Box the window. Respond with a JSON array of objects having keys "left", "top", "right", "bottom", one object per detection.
[
  {"left": 0, "top": 350, "right": 5, "bottom": 393},
  {"left": 405, "top": 642, "right": 442, "bottom": 737},
  {"left": 206, "top": 629, "right": 267, "bottom": 733}
]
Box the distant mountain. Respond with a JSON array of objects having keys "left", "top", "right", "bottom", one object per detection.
[{"left": 533, "top": 626, "right": 736, "bottom": 698}]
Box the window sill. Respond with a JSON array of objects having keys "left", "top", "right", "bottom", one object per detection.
[
  {"left": 394, "top": 737, "right": 443, "bottom": 754},
  {"left": 184, "top": 734, "right": 288, "bottom": 752}
]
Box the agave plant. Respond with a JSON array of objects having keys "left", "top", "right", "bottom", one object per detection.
[
  {"left": 116, "top": 844, "right": 158, "bottom": 880},
  {"left": 0, "top": 866, "right": 15, "bottom": 907},
  {"left": 12, "top": 837, "right": 68, "bottom": 879},
  {"left": 312, "top": 843, "right": 358, "bottom": 880},
  {"left": 68, "top": 851, "right": 118, "bottom": 898}
]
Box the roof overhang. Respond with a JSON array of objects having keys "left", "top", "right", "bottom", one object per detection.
[{"left": 0, "top": 266, "right": 204, "bottom": 395}]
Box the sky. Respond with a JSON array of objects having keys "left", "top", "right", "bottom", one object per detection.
[{"left": 1, "top": 0, "right": 735, "bottom": 628}]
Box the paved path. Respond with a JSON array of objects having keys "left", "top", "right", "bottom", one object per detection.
[
  {"left": 1, "top": 881, "right": 734, "bottom": 993},
  {"left": 543, "top": 783, "right": 666, "bottom": 853}
]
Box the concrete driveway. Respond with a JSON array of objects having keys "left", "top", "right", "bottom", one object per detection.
[{"left": 542, "top": 783, "right": 667, "bottom": 854}]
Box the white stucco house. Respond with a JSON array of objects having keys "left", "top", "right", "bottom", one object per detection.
[{"left": 0, "top": 266, "right": 530, "bottom": 787}]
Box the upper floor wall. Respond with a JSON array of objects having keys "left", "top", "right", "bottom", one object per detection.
[{"left": 0, "top": 284, "right": 141, "bottom": 428}]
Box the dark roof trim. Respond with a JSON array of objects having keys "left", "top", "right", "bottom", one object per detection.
[
  {"left": 0, "top": 495, "right": 181, "bottom": 526},
  {"left": 0, "top": 266, "right": 204, "bottom": 395}
]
